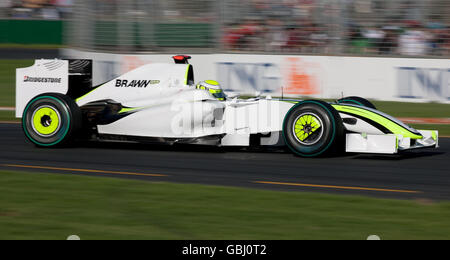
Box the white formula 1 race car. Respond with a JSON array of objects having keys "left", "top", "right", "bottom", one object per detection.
[{"left": 16, "top": 55, "right": 439, "bottom": 157}]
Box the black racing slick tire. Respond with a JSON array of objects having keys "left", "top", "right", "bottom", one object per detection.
[
  {"left": 22, "top": 93, "right": 82, "bottom": 147},
  {"left": 337, "top": 96, "right": 376, "bottom": 109},
  {"left": 283, "top": 100, "right": 344, "bottom": 157}
]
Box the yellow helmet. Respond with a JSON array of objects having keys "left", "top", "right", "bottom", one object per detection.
[{"left": 196, "top": 80, "right": 226, "bottom": 101}]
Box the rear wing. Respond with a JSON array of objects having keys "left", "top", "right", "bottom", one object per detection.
[{"left": 16, "top": 59, "right": 92, "bottom": 118}]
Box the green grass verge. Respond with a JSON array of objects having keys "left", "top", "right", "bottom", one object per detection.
[
  {"left": 0, "top": 60, "right": 34, "bottom": 107},
  {"left": 0, "top": 44, "right": 63, "bottom": 49},
  {"left": 1, "top": 170, "right": 450, "bottom": 240},
  {"left": 0, "top": 111, "right": 18, "bottom": 122},
  {"left": 373, "top": 101, "right": 450, "bottom": 118},
  {"left": 409, "top": 124, "right": 450, "bottom": 136}
]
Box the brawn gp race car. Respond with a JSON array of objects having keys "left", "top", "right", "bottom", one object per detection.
[{"left": 16, "top": 55, "right": 439, "bottom": 157}]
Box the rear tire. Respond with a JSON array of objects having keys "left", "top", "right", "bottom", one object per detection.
[
  {"left": 337, "top": 96, "right": 376, "bottom": 109},
  {"left": 283, "top": 100, "right": 344, "bottom": 157},
  {"left": 22, "top": 93, "right": 82, "bottom": 147}
]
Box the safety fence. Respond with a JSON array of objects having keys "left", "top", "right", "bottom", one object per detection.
[{"left": 63, "top": 0, "right": 450, "bottom": 58}]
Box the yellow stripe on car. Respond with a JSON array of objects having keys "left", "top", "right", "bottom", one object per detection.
[{"left": 332, "top": 104, "right": 423, "bottom": 139}]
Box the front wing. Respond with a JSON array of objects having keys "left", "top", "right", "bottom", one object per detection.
[{"left": 345, "top": 130, "right": 439, "bottom": 154}]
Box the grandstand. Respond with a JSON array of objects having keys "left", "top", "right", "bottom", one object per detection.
[{"left": 65, "top": 0, "right": 450, "bottom": 57}]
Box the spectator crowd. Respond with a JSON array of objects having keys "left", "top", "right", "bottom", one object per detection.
[
  {"left": 0, "top": 0, "right": 449, "bottom": 57},
  {"left": 222, "top": 0, "right": 450, "bottom": 56},
  {"left": 0, "top": 0, "right": 72, "bottom": 19}
]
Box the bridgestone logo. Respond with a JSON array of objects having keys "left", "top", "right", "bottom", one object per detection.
[
  {"left": 115, "top": 79, "right": 159, "bottom": 88},
  {"left": 24, "top": 76, "right": 61, "bottom": 83}
]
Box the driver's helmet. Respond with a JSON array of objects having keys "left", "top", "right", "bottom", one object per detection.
[{"left": 195, "top": 80, "right": 226, "bottom": 101}]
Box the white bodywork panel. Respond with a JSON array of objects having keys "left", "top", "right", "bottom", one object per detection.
[
  {"left": 221, "top": 130, "right": 250, "bottom": 146},
  {"left": 224, "top": 99, "right": 292, "bottom": 134},
  {"left": 97, "top": 96, "right": 293, "bottom": 143},
  {"left": 346, "top": 130, "right": 438, "bottom": 154},
  {"left": 16, "top": 60, "right": 69, "bottom": 118},
  {"left": 339, "top": 113, "right": 384, "bottom": 135},
  {"left": 76, "top": 63, "right": 190, "bottom": 108},
  {"left": 346, "top": 134, "right": 398, "bottom": 154},
  {"left": 418, "top": 130, "right": 439, "bottom": 148},
  {"left": 221, "top": 99, "right": 293, "bottom": 146},
  {"left": 398, "top": 130, "right": 439, "bottom": 150},
  {"left": 98, "top": 92, "right": 225, "bottom": 138},
  {"left": 74, "top": 62, "right": 294, "bottom": 144}
]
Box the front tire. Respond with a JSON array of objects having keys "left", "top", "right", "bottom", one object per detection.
[
  {"left": 22, "top": 93, "right": 82, "bottom": 147},
  {"left": 337, "top": 96, "right": 376, "bottom": 109},
  {"left": 283, "top": 100, "right": 344, "bottom": 157}
]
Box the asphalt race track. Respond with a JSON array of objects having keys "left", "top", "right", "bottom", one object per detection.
[{"left": 0, "top": 123, "right": 449, "bottom": 200}]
